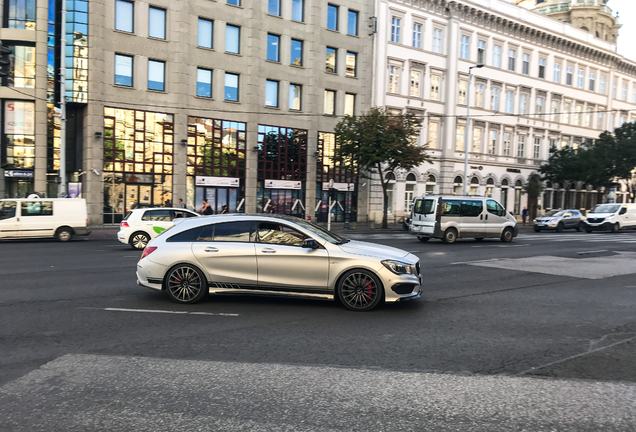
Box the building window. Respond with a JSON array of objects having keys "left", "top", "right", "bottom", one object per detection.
[
  {"left": 519, "top": 93, "right": 528, "bottom": 115},
  {"left": 505, "top": 90, "right": 514, "bottom": 114},
  {"left": 535, "top": 96, "right": 543, "bottom": 115},
  {"left": 600, "top": 76, "right": 606, "bottom": 94},
  {"left": 196, "top": 68, "right": 212, "bottom": 97},
  {"left": 327, "top": 4, "right": 338, "bottom": 31},
  {"left": 538, "top": 58, "right": 545, "bottom": 78},
  {"left": 503, "top": 132, "right": 511, "bottom": 156},
  {"left": 585, "top": 105, "right": 593, "bottom": 127},
  {"left": 458, "top": 79, "right": 467, "bottom": 104},
  {"left": 493, "top": 45, "right": 501, "bottom": 68},
  {"left": 566, "top": 66, "right": 573, "bottom": 85},
  {"left": 550, "top": 100, "right": 559, "bottom": 122},
  {"left": 488, "top": 130, "right": 497, "bottom": 154},
  {"left": 472, "top": 127, "right": 482, "bottom": 152},
  {"left": 554, "top": 63, "right": 561, "bottom": 82},
  {"left": 455, "top": 125, "right": 465, "bottom": 151},
  {"left": 225, "top": 72, "right": 239, "bottom": 101},
  {"left": 475, "top": 83, "right": 484, "bottom": 108},
  {"left": 477, "top": 40, "right": 485, "bottom": 65},
  {"left": 227, "top": 0, "right": 240, "bottom": 5},
  {"left": 348, "top": 10, "right": 358, "bottom": 36},
  {"left": 610, "top": 114, "right": 615, "bottom": 131},
  {"left": 598, "top": 109, "right": 604, "bottom": 130},
  {"left": 388, "top": 65, "right": 400, "bottom": 93},
  {"left": 575, "top": 104, "right": 582, "bottom": 125},
  {"left": 622, "top": 83, "right": 627, "bottom": 101},
  {"left": 533, "top": 137, "right": 541, "bottom": 159},
  {"left": 265, "top": 80, "right": 279, "bottom": 107},
  {"left": 612, "top": 80, "right": 617, "bottom": 98},
  {"left": 391, "top": 17, "right": 401, "bottom": 43},
  {"left": 326, "top": 47, "right": 337, "bottom": 73},
  {"left": 115, "top": 0, "right": 134, "bottom": 32},
  {"left": 410, "top": 70, "right": 421, "bottom": 97},
  {"left": 508, "top": 49, "right": 516, "bottom": 71},
  {"left": 589, "top": 73, "right": 595, "bottom": 91},
  {"left": 5, "top": 45, "right": 35, "bottom": 88},
  {"left": 413, "top": 23, "right": 422, "bottom": 48},
  {"left": 147, "top": 60, "right": 165, "bottom": 91},
  {"left": 632, "top": 88, "right": 636, "bottom": 104},
  {"left": 522, "top": 53, "right": 529, "bottom": 75},
  {"left": 432, "top": 29, "right": 442, "bottom": 53},
  {"left": 114, "top": 54, "right": 133, "bottom": 87},
  {"left": 563, "top": 101, "right": 571, "bottom": 124},
  {"left": 292, "top": 0, "right": 304, "bottom": 21},
  {"left": 197, "top": 18, "right": 213, "bottom": 48},
  {"left": 344, "top": 93, "right": 355, "bottom": 116},
  {"left": 491, "top": 87, "right": 499, "bottom": 111},
  {"left": 345, "top": 51, "right": 356, "bottom": 77},
  {"left": 148, "top": 7, "right": 166, "bottom": 39},
  {"left": 577, "top": 69, "right": 584, "bottom": 88},
  {"left": 428, "top": 121, "right": 438, "bottom": 149},
  {"left": 225, "top": 24, "right": 240, "bottom": 54},
  {"left": 289, "top": 83, "right": 302, "bottom": 110},
  {"left": 324, "top": 90, "right": 336, "bottom": 115},
  {"left": 290, "top": 39, "right": 303, "bottom": 66},
  {"left": 430, "top": 75, "right": 440, "bottom": 101},
  {"left": 267, "top": 34, "right": 280, "bottom": 62},
  {"left": 268, "top": 0, "right": 280, "bottom": 16},
  {"left": 5, "top": 0, "right": 36, "bottom": 29},
  {"left": 460, "top": 35, "right": 469, "bottom": 60}
]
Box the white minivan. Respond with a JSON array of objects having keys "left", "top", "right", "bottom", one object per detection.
[
  {"left": 0, "top": 198, "right": 90, "bottom": 241},
  {"left": 583, "top": 203, "right": 636, "bottom": 233},
  {"left": 410, "top": 196, "right": 518, "bottom": 243}
]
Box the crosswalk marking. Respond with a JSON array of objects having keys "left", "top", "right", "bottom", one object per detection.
[{"left": 343, "top": 232, "right": 636, "bottom": 244}]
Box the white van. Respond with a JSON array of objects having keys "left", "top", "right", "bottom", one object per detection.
[
  {"left": 583, "top": 203, "right": 636, "bottom": 233},
  {"left": 410, "top": 196, "right": 518, "bottom": 243},
  {"left": 0, "top": 198, "right": 90, "bottom": 241}
]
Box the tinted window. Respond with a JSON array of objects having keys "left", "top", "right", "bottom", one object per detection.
[
  {"left": 258, "top": 222, "right": 307, "bottom": 246},
  {"left": 591, "top": 204, "right": 620, "bottom": 213},
  {"left": 173, "top": 210, "right": 197, "bottom": 219},
  {"left": 461, "top": 201, "right": 483, "bottom": 217},
  {"left": 142, "top": 210, "right": 172, "bottom": 221},
  {"left": 21, "top": 201, "right": 53, "bottom": 216},
  {"left": 167, "top": 227, "right": 204, "bottom": 242},
  {"left": 205, "top": 221, "right": 254, "bottom": 242},
  {"left": 486, "top": 200, "right": 505, "bottom": 217},
  {"left": 441, "top": 200, "right": 461, "bottom": 215},
  {"left": 0, "top": 201, "right": 17, "bottom": 220}
]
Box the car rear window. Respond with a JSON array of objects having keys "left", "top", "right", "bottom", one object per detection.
[{"left": 167, "top": 227, "right": 204, "bottom": 242}]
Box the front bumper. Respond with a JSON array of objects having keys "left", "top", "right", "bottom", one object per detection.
[
  {"left": 534, "top": 222, "right": 558, "bottom": 229},
  {"left": 583, "top": 221, "right": 614, "bottom": 231}
]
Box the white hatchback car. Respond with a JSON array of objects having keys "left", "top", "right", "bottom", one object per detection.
[{"left": 118, "top": 207, "right": 199, "bottom": 249}]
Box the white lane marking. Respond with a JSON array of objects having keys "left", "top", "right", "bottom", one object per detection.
[
  {"left": 124, "top": 256, "right": 139, "bottom": 258},
  {"left": 498, "top": 244, "right": 530, "bottom": 248},
  {"left": 103, "top": 307, "right": 239, "bottom": 317},
  {"left": 577, "top": 250, "right": 608, "bottom": 255},
  {"left": 451, "top": 259, "right": 499, "bottom": 265}
]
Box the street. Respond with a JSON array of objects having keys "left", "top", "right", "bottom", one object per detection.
[{"left": 1, "top": 230, "right": 636, "bottom": 430}]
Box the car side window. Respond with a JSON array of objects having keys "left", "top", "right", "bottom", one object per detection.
[
  {"left": 486, "top": 200, "right": 505, "bottom": 217},
  {"left": 142, "top": 210, "right": 172, "bottom": 221},
  {"left": 167, "top": 227, "right": 204, "bottom": 242},
  {"left": 197, "top": 221, "right": 255, "bottom": 242},
  {"left": 441, "top": 200, "right": 461, "bottom": 215},
  {"left": 21, "top": 201, "right": 53, "bottom": 216},
  {"left": 0, "top": 201, "right": 17, "bottom": 220},
  {"left": 172, "top": 210, "right": 195, "bottom": 219},
  {"left": 620, "top": 207, "right": 627, "bottom": 215},
  {"left": 460, "top": 200, "right": 483, "bottom": 217},
  {"left": 257, "top": 222, "right": 307, "bottom": 246}
]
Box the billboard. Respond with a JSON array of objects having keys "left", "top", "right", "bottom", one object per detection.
[{"left": 4, "top": 101, "right": 35, "bottom": 135}]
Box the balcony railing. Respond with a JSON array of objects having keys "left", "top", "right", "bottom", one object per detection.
[{"left": 535, "top": 1, "right": 613, "bottom": 15}]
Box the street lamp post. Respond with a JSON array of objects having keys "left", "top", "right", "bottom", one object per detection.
[{"left": 462, "top": 64, "right": 483, "bottom": 196}]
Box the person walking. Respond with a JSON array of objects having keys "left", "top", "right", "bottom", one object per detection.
[
  {"left": 198, "top": 199, "right": 213, "bottom": 215},
  {"left": 178, "top": 198, "right": 186, "bottom": 209},
  {"left": 522, "top": 207, "right": 528, "bottom": 225}
]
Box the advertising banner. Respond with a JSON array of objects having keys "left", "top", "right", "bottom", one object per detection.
[
  {"left": 195, "top": 176, "right": 240, "bottom": 187},
  {"left": 264, "top": 179, "right": 302, "bottom": 190},
  {"left": 4, "top": 101, "right": 35, "bottom": 135},
  {"left": 322, "top": 182, "right": 355, "bottom": 192}
]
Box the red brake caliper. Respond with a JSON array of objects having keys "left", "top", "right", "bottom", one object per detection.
[{"left": 364, "top": 279, "right": 373, "bottom": 300}]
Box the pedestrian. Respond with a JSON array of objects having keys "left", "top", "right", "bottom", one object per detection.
[
  {"left": 268, "top": 206, "right": 275, "bottom": 214},
  {"left": 522, "top": 206, "right": 528, "bottom": 225},
  {"left": 220, "top": 204, "right": 228, "bottom": 214},
  {"left": 178, "top": 198, "right": 186, "bottom": 209},
  {"left": 198, "top": 199, "right": 213, "bottom": 215}
]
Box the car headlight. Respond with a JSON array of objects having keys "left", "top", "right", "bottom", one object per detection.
[
  {"left": 551, "top": 218, "right": 558, "bottom": 222},
  {"left": 382, "top": 260, "right": 416, "bottom": 275}
]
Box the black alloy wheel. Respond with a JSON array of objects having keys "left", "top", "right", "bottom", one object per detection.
[
  {"left": 337, "top": 270, "right": 383, "bottom": 312},
  {"left": 576, "top": 222, "right": 582, "bottom": 232},
  {"left": 555, "top": 223, "right": 564, "bottom": 233},
  {"left": 165, "top": 265, "right": 207, "bottom": 304},
  {"left": 533, "top": 227, "right": 541, "bottom": 233}
]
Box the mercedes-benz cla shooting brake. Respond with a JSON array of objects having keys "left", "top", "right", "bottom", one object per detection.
[{"left": 136, "top": 215, "right": 421, "bottom": 311}]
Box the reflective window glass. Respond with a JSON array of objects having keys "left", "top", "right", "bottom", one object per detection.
[
  {"left": 213, "top": 221, "right": 254, "bottom": 242},
  {"left": 196, "top": 68, "right": 212, "bottom": 98},
  {"left": 115, "top": 0, "right": 133, "bottom": 32},
  {"left": 327, "top": 4, "right": 338, "bottom": 31},
  {"left": 0, "top": 201, "right": 17, "bottom": 220},
  {"left": 267, "top": 34, "right": 280, "bottom": 62},
  {"left": 265, "top": 80, "right": 279, "bottom": 107},
  {"left": 441, "top": 200, "right": 461, "bottom": 215},
  {"left": 21, "top": 201, "right": 53, "bottom": 216},
  {"left": 167, "top": 226, "right": 204, "bottom": 242},
  {"left": 148, "top": 60, "right": 165, "bottom": 91},
  {"left": 292, "top": 0, "right": 304, "bottom": 22},
  {"left": 6, "top": 45, "right": 36, "bottom": 88},
  {"left": 6, "top": 0, "right": 36, "bottom": 29},
  {"left": 326, "top": 47, "right": 336, "bottom": 73},
  {"left": 289, "top": 84, "right": 301, "bottom": 110},
  {"left": 197, "top": 18, "right": 213, "bottom": 48},
  {"left": 486, "top": 199, "right": 505, "bottom": 216},
  {"left": 257, "top": 222, "right": 307, "bottom": 246},
  {"left": 268, "top": 0, "right": 281, "bottom": 15},
  {"left": 290, "top": 39, "right": 302, "bottom": 66},
  {"left": 115, "top": 54, "right": 133, "bottom": 87},
  {"left": 142, "top": 209, "right": 172, "bottom": 221},
  {"left": 225, "top": 73, "right": 239, "bottom": 101},
  {"left": 348, "top": 10, "right": 358, "bottom": 36},
  {"left": 225, "top": 25, "right": 240, "bottom": 53},
  {"left": 460, "top": 201, "right": 483, "bottom": 217},
  {"left": 148, "top": 7, "right": 166, "bottom": 39}
]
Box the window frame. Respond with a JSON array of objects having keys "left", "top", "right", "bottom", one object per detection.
[
  {"left": 225, "top": 24, "right": 241, "bottom": 54},
  {"left": 266, "top": 33, "right": 280, "bottom": 62},
  {"left": 345, "top": 51, "right": 357, "bottom": 77},
  {"left": 115, "top": 53, "right": 134, "bottom": 87},
  {"left": 197, "top": 18, "right": 213, "bottom": 49},
  {"left": 289, "top": 83, "right": 302, "bottom": 110},
  {"left": 413, "top": 23, "right": 422, "bottom": 49},
  {"left": 224, "top": 72, "right": 240, "bottom": 102},
  {"left": 265, "top": 79, "right": 279, "bottom": 107},
  {"left": 115, "top": 0, "right": 134, "bottom": 33},
  {"left": 344, "top": 93, "right": 355, "bottom": 116},
  {"left": 268, "top": 0, "right": 281, "bottom": 16},
  {"left": 391, "top": 16, "right": 401, "bottom": 43},
  {"left": 148, "top": 6, "right": 166, "bottom": 40},
  {"left": 327, "top": 4, "right": 339, "bottom": 31},
  {"left": 347, "top": 10, "right": 358, "bottom": 36},
  {"left": 324, "top": 89, "right": 336, "bottom": 115},
  {"left": 196, "top": 67, "right": 212, "bottom": 98},
  {"left": 432, "top": 28, "right": 443, "bottom": 54},
  {"left": 290, "top": 39, "right": 303, "bottom": 66}
]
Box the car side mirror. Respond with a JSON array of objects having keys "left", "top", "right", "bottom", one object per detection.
[{"left": 302, "top": 238, "right": 319, "bottom": 249}]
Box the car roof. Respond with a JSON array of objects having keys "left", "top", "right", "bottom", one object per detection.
[
  {"left": 168, "top": 213, "right": 306, "bottom": 230},
  {"left": 133, "top": 207, "right": 197, "bottom": 212}
]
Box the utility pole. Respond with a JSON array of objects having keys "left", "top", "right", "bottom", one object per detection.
[
  {"left": 463, "top": 64, "right": 483, "bottom": 196},
  {"left": 58, "top": 0, "right": 67, "bottom": 197}
]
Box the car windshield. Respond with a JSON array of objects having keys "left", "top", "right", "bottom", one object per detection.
[
  {"left": 543, "top": 210, "right": 563, "bottom": 217},
  {"left": 292, "top": 219, "right": 348, "bottom": 244},
  {"left": 590, "top": 204, "right": 620, "bottom": 214}
]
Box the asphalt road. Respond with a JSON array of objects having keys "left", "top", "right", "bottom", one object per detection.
[{"left": 1, "top": 229, "right": 636, "bottom": 430}]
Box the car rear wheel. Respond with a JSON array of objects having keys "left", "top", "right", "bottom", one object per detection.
[
  {"left": 56, "top": 228, "right": 73, "bottom": 242},
  {"left": 500, "top": 227, "right": 514, "bottom": 243},
  {"left": 533, "top": 227, "right": 541, "bottom": 233},
  {"left": 442, "top": 228, "right": 457, "bottom": 244},
  {"left": 337, "top": 270, "right": 383, "bottom": 312},
  {"left": 555, "top": 223, "right": 564, "bottom": 233},
  {"left": 417, "top": 236, "right": 430, "bottom": 243},
  {"left": 165, "top": 264, "right": 207, "bottom": 304},
  {"left": 130, "top": 232, "right": 150, "bottom": 250}
]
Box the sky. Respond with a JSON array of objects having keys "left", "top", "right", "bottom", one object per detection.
[{"left": 611, "top": 0, "right": 636, "bottom": 61}]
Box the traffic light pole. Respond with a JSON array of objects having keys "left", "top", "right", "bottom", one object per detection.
[{"left": 58, "top": 0, "right": 67, "bottom": 197}]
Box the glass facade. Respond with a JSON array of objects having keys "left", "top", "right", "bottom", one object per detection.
[
  {"left": 4, "top": 0, "right": 36, "bottom": 29},
  {"left": 5, "top": 44, "right": 35, "bottom": 88},
  {"left": 65, "top": 0, "right": 89, "bottom": 102}
]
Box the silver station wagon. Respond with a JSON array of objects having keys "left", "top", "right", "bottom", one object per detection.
[{"left": 136, "top": 214, "right": 421, "bottom": 311}]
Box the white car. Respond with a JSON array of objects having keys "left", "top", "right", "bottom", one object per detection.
[{"left": 118, "top": 207, "right": 199, "bottom": 249}]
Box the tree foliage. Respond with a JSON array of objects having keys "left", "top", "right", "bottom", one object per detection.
[{"left": 333, "top": 107, "right": 429, "bottom": 228}]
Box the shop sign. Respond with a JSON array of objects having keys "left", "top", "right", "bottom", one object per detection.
[
  {"left": 264, "top": 179, "right": 302, "bottom": 189},
  {"left": 4, "top": 170, "right": 34, "bottom": 178},
  {"left": 4, "top": 101, "right": 35, "bottom": 135},
  {"left": 195, "top": 176, "right": 240, "bottom": 187},
  {"left": 506, "top": 168, "right": 521, "bottom": 173},
  {"left": 322, "top": 182, "right": 355, "bottom": 191}
]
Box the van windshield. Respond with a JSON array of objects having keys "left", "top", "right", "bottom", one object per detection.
[
  {"left": 413, "top": 199, "right": 435, "bottom": 215},
  {"left": 590, "top": 204, "right": 620, "bottom": 214}
]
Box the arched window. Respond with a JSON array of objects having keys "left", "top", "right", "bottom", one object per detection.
[
  {"left": 454, "top": 176, "right": 462, "bottom": 184},
  {"left": 427, "top": 174, "right": 436, "bottom": 183},
  {"left": 515, "top": 179, "right": 523, "bottom": 188},
  {"left": 426, "top": 174, "right": 436, "bottom": 194},
  {"left": 501, "top": 179, "right": 509, "bottom": 187},
  {"left": 406, "top": 173, "right": 417, "bottom": 182},
  {"left": 385, "top": 172, "right": 396, "bottom": 181},
  {"left": 470, "top": 177, "right": 479, "bottom": 196},
  {"left": 486, "top": 178, "right": 494, "bottom": 197},
  {"left": 501, "top": 179, "right": 509, "bottom": 211},
  {"left": 404, "top": 173, "right": 417, "bottom": 210},
  {"left": 453, "top": 176, "right": 463, "bottom": 195}
]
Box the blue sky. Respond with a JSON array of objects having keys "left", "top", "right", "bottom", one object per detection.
[{"left": 611, "top": 0, "right": 636, "bottom": 61}]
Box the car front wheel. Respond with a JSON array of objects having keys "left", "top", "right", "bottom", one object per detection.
[
  {"left": 555, "top": 223, "right": 564, "bottom": 233},
  {"left": 130, "top": 232, "right": 150, "bottom": 250},
  {"left": 337, "top": 270, "right": 383, "bottom": 312},
  {"left": 611, "top": 223, "right": 620, "bottom": 233},
  {"left": 501, "top": 227, "right": 514, "bottom": 243},
  {"left": 442, "top": 228, "right": 458, "bottom": 244},
  {"left": 165, "top": 265, "right": 207, "bottom": 304}
]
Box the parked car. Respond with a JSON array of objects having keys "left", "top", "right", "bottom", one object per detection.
[
  {"left": 0, "top": 198, "right": 90, "bottom": 241},
  {"left": 136, "top": 214, "right": 421, "bottom": 311},
  {"left": 409, "top": 196, "right": 517, "bottom": 243},
  {"left": 583, "top": 203, "right": 636, "bottom": 233},
  {"left": 533, "top": 209, "right": 585, "bottom": 232},
  {"left": 118, "top": 207, "right": 199, "bottom": 249}
]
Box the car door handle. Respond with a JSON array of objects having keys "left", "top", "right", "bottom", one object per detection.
[
  {"left": 261, "top": 248, "right": 276, "bottom": 254},
  {"left": 485, "top": 214, "right": 488, "bottom": 220},
  {"left": 204, "top": 247, "right": 219, "bottom": 253}
]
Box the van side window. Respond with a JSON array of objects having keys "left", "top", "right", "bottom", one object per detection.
[
  {"left": 461, "top": 200, "right": 483, "bottom": 217},
  {"left": 486, "top": 200, "right": 505, "bottom": 217},
  {"left": 0, "top": 201, "right": 17, "bottom": 220},
  {"left": 21, "top": 201, "right": 53, "bottom": 216},
  {"left": 441, "top": 200, "right": 461, "bottom": 215}
]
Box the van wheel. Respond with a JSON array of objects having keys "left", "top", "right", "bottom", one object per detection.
[
  {"left": 555, "top": 223, "right": 564, "bottom": 233},
  {"left": 56, "top": 228, "right": 73, "bottom": 242},
  {"left": 130, "top": 232, "right": 150, "bottom": 249},
  {"left": 611, "top": 223, "right": 620, "bottom": 233},
  {"left": 500, "top": 227, "right": 514, "bottom": 243},
  {"left": 417, "top": 236, "right": 430, "bottom": 243},
  {"left": 442, "top": 228, "right": 457, "bottom": 244}
]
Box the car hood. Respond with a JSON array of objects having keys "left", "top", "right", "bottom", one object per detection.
[{"left": 337, "top": 240, "right": 411, "bottom": 260}]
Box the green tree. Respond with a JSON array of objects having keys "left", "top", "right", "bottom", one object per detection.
[
  {"left": 333, "top": 107, "right": 429, "bottom": 228},
  {"left": 523, "top": 173, "right": 544, "bottom": 220}
]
